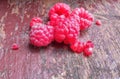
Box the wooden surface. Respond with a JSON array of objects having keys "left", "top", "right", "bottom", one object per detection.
[{"left": 0, "top": 0, "right": 120, "bottom": 79}]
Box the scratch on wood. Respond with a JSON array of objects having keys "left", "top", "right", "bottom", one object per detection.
[
  {"left": 0, "top": 70, "right": 6, "bottom": 79},
  {"left": 0, "top": 25, "right": 6, "bottom": 40},
  {"left": 0, "top": 12, "right": 8, "bottom": 23},
  {"left": 51, "top": 75, "right": 64, "bottom": 79},
  {"left": 26, "top": 14, "right": 30, "bottom": 18},
  {"left": 11, "top": 6, "right": 19, "bottom": 15},
  {"left": 41, "top": 4, "right": 46, "bottom": 16},
  {"left": 0, "top": 43, "right": 3, "bottom": 49}
]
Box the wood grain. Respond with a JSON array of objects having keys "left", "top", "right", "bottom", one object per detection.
[{"left": 0, "top": 0, "right": 120, "bottom": 79}]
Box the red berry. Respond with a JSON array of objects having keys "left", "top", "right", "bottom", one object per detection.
[
  {"left": 70, "top": 40, "right": 84, "bottom": 53},
  {"left": 49, "top": 3, "right": 70, "bottom": 18},
  {"left": 54, "top": 20, "right": 68, "bottom": 43},
  {"left": 64, "top": 16, "right": 80, "bottom": 44},
  {"left": 48, "top": 15, "right": 67, "bottom": 43},
  {"left": 29, "top": 23, "right": 54, "bottom": 47},
  {"left": 72, "top": 7, "right": 94, "bottom": 30},
  {"left": 11, "top": 43, "right": 19, "bottom": 50},
  {"left": 30, "top": 17, "right": 42, "bottom": 28},
  {"left": 49, "top": 15, "right": 67, "bottom": 43},
  {"left": 52, "top": 16, "right": 80, "bottom": 44},
  {"left": 83, "top": 41, "right": 94, "bottom": 57},
  {"left": 96, "top": 20, "right": 101, "bottom": 26}
]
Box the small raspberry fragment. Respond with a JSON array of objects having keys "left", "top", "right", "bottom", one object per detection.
[
  {"left": 83, "top": 41, "right": 94, "bottom": 57},
  {"left": 72, "top": 7, "right": 94, "bottom": 30},
  {"left": 49, "top": 3, "right": 70, "bottom": 18},
  {"left": 11, "top": 43, "right": 19, "bottom": 50},
  {"left": 70, "top": 40, "right": 84, "bottom": 53},
  {"left": 83, "top": 48, "right": 93, "bottom": 57},
  {"left": 30, "top": 17, "right": 42, "bottom": 28},
  {"left": 96, "top": 20, "right": 101, "bottom": 26},
  {"left": 29, "top": 23, "right": 54, "bottom": 47}
]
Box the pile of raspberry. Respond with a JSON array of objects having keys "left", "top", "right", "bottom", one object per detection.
[{"left": 29, "top": 3, "right": 101, "bottom": 57}]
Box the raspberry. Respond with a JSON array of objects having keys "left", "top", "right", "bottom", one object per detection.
[
  {"left": 96, "top": 20, "right": 101, "bottom": 26},
  {"left": 53, "top": 15, "right": 80, "bottom": 44},
  {"left": 83, "top": 41, "right": 94, "bottom": 57},
  {"left": 49, "top": 3, "right": 70, "bottom": 19},
  {"left": 70, "top": 40, "right": 84, "bottom": 53},
  {"left": 72, "top": 8, "right": 94, "bottom": 30},
  {"left": 29, "top": 23, "right": 54, "bottom": 47},
  {"left": 30, "top": 17, "right": 42, "bottom": 28},
  {"left": 64, "top": 16, "right": 80, "bottom": 44},
  {"left": 11, "top": 43, "right": 19, "bottom": 50},
  {"left": 54, "top": 19, "right": 68, "bottom": 43},
  {"left": 48, "top": 15, "right": 68, "bottom": 43}
]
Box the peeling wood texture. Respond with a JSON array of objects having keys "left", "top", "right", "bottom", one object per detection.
[{"left": 0, "top": 0, "right": 120, "bottom": 79}]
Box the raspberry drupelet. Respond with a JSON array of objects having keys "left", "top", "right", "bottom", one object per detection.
[{"left": 11, "top": 43, "right": 19, "bottom": 50}]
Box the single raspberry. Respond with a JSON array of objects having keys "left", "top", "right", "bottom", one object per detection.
[
  {"left": 30, "top": 17, "right": 42, "bottom": 28},
  {"left": 29, "top": 23, "right": 54, "bottom": 47},
  {"left": 49, "top": 3, "right": 70, "bottom": 18},
  {"left": 11, "top": 43, "right": 19, "bottom": 50},
  {"left": 48, "top": 15, "right": 68, "bottom": 43},
  {"left": 54, "top": 20, "right": 68, "bottom": 43},
  {"left": 72, "top": 7, "right": 94, "bottom": 30},
  {"left": 64, "top": 16, "right": 80, "bottom": 44},
  {"left": 70, "top": 40, "right": 84, "bottom": 53},
  {"left": 83, "top": 41, "right": 94, "bottom": 57},
  {"left": 96, "top": 20, "right": 101, "bottom": 26},
  {"left": 47, "top": 15, "right": 67, "bottom": 43},
  {"left": 53, "top": 15, "right": 80, "bottom": 44}
]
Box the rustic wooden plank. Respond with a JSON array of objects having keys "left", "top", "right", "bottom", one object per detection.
[{"left": 0, "top": 0, "right": 120, "bottom": 79}]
